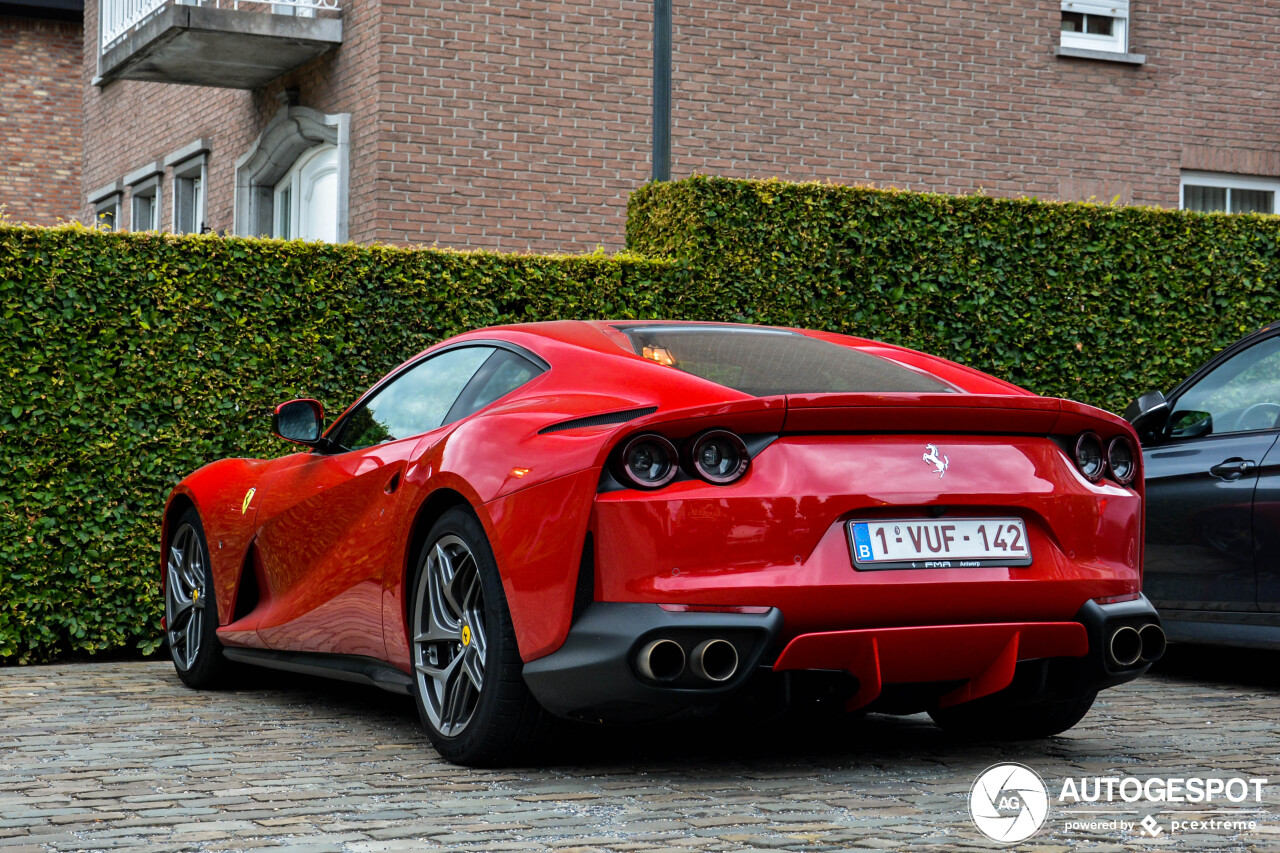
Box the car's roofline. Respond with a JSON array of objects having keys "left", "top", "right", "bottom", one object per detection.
[{"left": 421, "top": 320, "right": 1030, "bottom": 397}]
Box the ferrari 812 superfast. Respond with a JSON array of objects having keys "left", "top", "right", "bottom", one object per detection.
[{"left": 161, "top": 321, "right": 1163, "bottom": 764}]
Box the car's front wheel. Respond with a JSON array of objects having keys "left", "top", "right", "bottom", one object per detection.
[
  {"left": 410, "top": 508, "right": 543, "bottom": 766},
  {"left": 165, "top": 507, "right": 231, "bottom": 688},
  {"left": 928, "top": 690, "right": 1097, "bottom": 740}
]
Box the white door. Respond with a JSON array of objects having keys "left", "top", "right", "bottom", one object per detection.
[{"left": 274, "top": 144, "right": 338, "bottom": 242}]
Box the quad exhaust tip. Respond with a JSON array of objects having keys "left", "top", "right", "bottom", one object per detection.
[
  {"left": 1138, "top": 623, "right": 1166, "bottom": 662},
  {"left": 1108, "top": 625, "right": 1142, "bottom": 667},
  {"left": 636, "top": 637, "right": 741, "bottom": 683},
  {"left": 1108, "top": 623, "right": 1166, "bottom": 667},
  {"left": 637, "top": 638, "right": 686, "bottom": 682},
  {"left": 689, "top": 639, "right": 739, "bottom": 682}
]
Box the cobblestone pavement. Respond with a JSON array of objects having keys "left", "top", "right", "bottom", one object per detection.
[{"left": 2, "top": 648, "right": 1278, "bottom": 853}]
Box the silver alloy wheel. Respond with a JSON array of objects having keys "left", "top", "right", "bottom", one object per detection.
[
  {"left": 165, "top": 522, "right": 207, "bottom": 671},
  {"left": 412, "top": 534, "right": 488, "bottom": 737}
]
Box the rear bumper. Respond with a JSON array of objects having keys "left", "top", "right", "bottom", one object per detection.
[
  {"left": 521, "top": 603, "right": 783, "bottom": 721},
  {"left": 521, "top": 597, "right": 1162, "bottom": 722}
]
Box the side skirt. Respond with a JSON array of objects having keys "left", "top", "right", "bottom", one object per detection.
[
  {"left": 222, "top": 648, "right": 414, "bottom": 695},
  {"left": 1160, "top": 614, "right": 1280, "bottom": 651}
]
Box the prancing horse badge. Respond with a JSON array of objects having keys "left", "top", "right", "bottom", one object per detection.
[{"left": 923, "top": 444, "right": 949, "bottom": 478}]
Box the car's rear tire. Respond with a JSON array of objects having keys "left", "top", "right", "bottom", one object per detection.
[
  {"left": 165, "top": 507, "right": 231, "bottom": 689},
  {"left": 409, "top": 508, "right": 544, "bottom": 766},
  {"left": 928, "top": 690, "right": 1097, "bottom": 740}
]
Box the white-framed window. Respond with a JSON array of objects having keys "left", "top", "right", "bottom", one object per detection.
[
  {"left": 1181, "top": 172, "right": 1280, "bottom": 215},
  {"left": 235, "top": 106, "right": 349, "bottom": 242},
  {"left": 164, "top": 139, "right": 211, "bottom": 234},
  {"left": 172, "top": 156, "right": 207, "bottom": 234},
  {"left": 272, "top": 144, "right": 339, "bottom": 242},
  {"left": 123, "top": 161, "right": 162, "bottom": 232},
  {"left": 89, "top": 180, "right": 123, "bottom": 230},
  {"left": 1060, "top": 0, "right": 1128, "bottom": 54},
  {"left": 94, "top": 194, "right": 122, "bottom": 231},
  {"left": 130, "top": 177, "right": 160, "bottom": 231}
]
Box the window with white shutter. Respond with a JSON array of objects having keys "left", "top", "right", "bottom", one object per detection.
[{"left": 1060, "top": 0, "right": 1129, "bottom": 54}]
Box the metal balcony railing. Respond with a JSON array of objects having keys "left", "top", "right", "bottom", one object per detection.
[{"left": 100, "top": 0, "right": 339, "bottom": 53}]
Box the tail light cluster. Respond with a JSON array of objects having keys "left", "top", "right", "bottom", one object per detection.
[
  {"left": 1072, "top": 431, "right": 1138, "bottom": 486},
  {"left": 614, "top": 429, "right": 751, "bottom": 489}
]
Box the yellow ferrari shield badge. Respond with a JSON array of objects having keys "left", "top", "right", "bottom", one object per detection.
[
  {"left": 461, "top": 625, "right": 472, "bottom": 646},
  {"left": 241, "top": 488, "right": 256, "bottom": 515}
]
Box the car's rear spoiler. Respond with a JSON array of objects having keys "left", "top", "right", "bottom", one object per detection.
[{"left": 781, "top": 393, "right": 1132, "bottom": 438}]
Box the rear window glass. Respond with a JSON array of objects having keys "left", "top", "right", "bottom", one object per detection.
[{"left": 618, "top": 325, "right": 953, "bottom": 396}]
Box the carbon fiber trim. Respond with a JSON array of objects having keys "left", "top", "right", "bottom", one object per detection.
[{"left": 538, "top": 406, "right": 658, "bottom": 434}]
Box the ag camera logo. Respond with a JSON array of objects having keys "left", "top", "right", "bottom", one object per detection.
[{"left": 970, "top": 763, "right": 1049, "bottom": 843}]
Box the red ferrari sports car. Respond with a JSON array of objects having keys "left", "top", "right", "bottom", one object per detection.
[{"left": 161, "top": 321, "right": 1163, "bottom": 765}]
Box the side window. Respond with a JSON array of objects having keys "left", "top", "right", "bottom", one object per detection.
[
  {"left": 1169, "top": 336, "right": 1280, "bottom": 438},
  {"left": 338, "top": 347, "right": 493, "bottom": 450},
  {"left": 444, "top": 349, "right": 544, "bottom": 424}
]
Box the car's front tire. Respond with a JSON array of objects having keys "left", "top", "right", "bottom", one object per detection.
[
  {"left": 410, "top": 508, "right": 544, "bottom": 766},
  {"left": 928, "top": 690, "right": 1097, "bottom": 740},
  {"left": 165, "top": 507, "right": 231, "bottom": 689}
]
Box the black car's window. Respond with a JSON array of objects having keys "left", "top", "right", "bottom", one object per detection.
[
  {"left": 617, "top": 324, "right": 953, "bottom": 396},
  {"left": 444, "top": 349, "right": 543, "bottom": 425},
  {"left": 1170, "top": 335, "right": 1280, "bottom": 437},
  {"left": 338, "top": 346, "right": 493, "bottom": 450}
]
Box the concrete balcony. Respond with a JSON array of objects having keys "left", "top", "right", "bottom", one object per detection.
[{"left": 96, "top": 0, "right": 342, "bottom": 89}]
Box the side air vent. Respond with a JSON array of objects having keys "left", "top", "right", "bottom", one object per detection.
[
  {"left": 539, "top": 406, "right": 658, "bottom": 435},
  {"left": 232, "top": 546, "right": 261, "bottom": 622},
  {"left": 571, "top": 534, "right": 595, "bottom": 623}
]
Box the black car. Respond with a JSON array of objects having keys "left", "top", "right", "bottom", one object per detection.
[{"left": 1126, "top": 322, "right": 1280, "bottom": 649}]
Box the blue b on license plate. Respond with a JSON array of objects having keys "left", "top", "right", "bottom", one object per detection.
[{"left": 847, "top": 518, "right": 1032, "bottom": 570}]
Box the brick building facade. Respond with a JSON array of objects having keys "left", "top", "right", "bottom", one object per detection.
[
  {"left": 1, "top": 0, "right": 82, "bottom": 226},
  {"left": 81, "top": 0, "right": 1280, "bottom": 251}
]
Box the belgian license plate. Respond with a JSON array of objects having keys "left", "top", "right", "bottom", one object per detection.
[{"left": 847, "top": 518, "right": 1032, "bottom": 570}]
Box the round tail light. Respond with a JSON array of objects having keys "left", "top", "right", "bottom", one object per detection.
[
  {"left": 1107, "top": 436, "right": 1138, "bottom": 485},
  {"left": 618, "top": 434, "right": 679, "bottom": 489},
  {"left": 1074, "top": 432, "right": 1106, "bottom": 482},
  {"left": 688, "top": 430, "right": 750, "bottom": 484}
]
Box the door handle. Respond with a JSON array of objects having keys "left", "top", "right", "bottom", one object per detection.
[
  {"left": 384, "top": 471, "right": 402, "bottom": 494},
  {"left": 1209, "top": 458, "right": 1256, "bottom": 481}
]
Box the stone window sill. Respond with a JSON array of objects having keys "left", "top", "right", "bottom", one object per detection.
[{"left": 1055, "top": 45, "right": 1146, "bottom": 65}]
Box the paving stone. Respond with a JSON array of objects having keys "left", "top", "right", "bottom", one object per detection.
[{"left": 1, "top": 659, "right": 1279, "bottom": 851}]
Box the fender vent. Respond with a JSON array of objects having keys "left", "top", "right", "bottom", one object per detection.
[
  {"left": 232, "top": 545, "right": 261, "bottom": 622},
  {"left": 571, "top": 533, "right": 595, "bottom": 623},
  {"left": 539, "top": 407, "right": 657, "bottom": 434}
]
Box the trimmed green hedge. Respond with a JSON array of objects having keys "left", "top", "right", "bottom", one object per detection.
[
  {"left": 627, "top": 175, "right": 1280, "bottom": 414},
  {"left": 9, "top": 176, "right": 1280, "bottom": 662},
  {"left": 0, "top": 225, "right": 672, "bottom": 662}
]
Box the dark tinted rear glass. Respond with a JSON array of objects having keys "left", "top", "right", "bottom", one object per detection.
[{"left": 618, "top": 325, "right": 952, "bottom": 396}]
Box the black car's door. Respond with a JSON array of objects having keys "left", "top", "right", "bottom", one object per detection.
[
  {"left": 1143, "top": 333, "right": 1280, "bottom": 612},
  {"left": 1253, "top": 440, "right": 1280, "bottom": 612}
]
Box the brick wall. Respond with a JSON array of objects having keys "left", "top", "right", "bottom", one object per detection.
[
  {"left": 1, "top": 15, "right": 82, "bottom": 226},
  {"left": 663, "top": 0, "right": 1280, "bottom": 211},
  {"left": 80, "top": 0, "right": 386, "bottom": 241},
  {"left": 82, "top": 0, "right": 1280, "bottom": 252},
  {"left": 372, "top": 0, "right": 652, "bottom": 249}
]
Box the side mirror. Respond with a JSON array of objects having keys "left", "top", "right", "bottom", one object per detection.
[
  {"left": 1169, "top": 410, "right": 1213, "bottom": 440},
  {"left": 272, "top": 399, "right": 324, "bottom": 445},
  {"left": 1123, "top": 390, "right": 1170, "bottom": 441}
]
